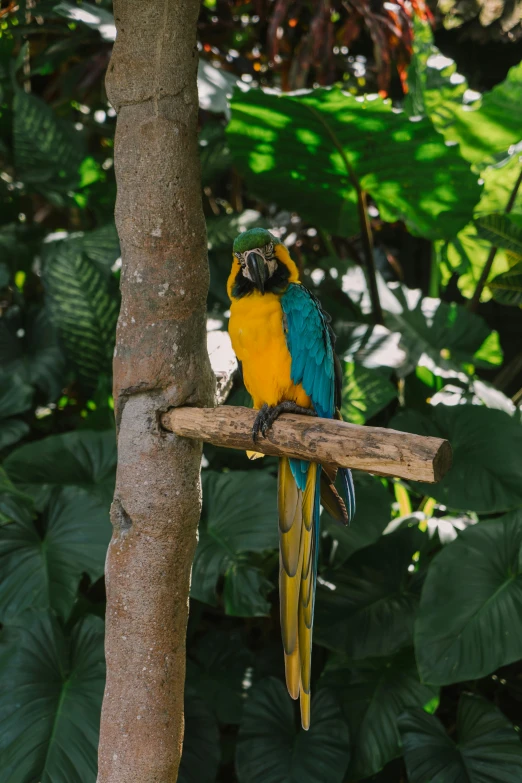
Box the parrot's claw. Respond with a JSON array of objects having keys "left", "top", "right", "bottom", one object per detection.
[
  {"left": 252, "top": 404, "right": 270, "bottom": 442},
  {"left": 252, "top": 402, "right": 317, "bottom": 442}
]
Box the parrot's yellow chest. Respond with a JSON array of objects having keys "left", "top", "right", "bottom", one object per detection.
[{"left": 228, "top": 291, "right": 310, "bottom": 410}]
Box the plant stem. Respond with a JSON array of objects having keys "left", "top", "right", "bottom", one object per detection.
[
  {"left": 357, "top": 189, "right": 384, "bottom": 324},
  {"left": 468, "top": 167, "right": 522, "bottom": 312},
  {"left": 304, "top": 103, "right": 384, "bottom": 325}
]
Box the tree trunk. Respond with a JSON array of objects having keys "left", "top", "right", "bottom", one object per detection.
[{"left": 98, "top": 1, "right": 214, "bottom": 781}]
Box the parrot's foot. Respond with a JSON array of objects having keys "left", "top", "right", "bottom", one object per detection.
[{"left": 252, "top": 402, "right": 317, "bottom": 442}]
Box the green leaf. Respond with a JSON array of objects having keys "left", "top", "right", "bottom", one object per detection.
[
  {"left": 399, "top": 694, "right": 522, "bottom": 782},
  {"left": 441, "top": 62, "right": 522, "bottom": 165},
  {"left": 381, "top": 282, "right": 502, "bottom": 375},
  {"left": 341, "top": 362, "right": 396, "bottom": 424},
  {"left": 223, "top": 562, "right": 273, "bottom": 617},
  {"left": 13, "top": 90, "right": 84, "bottom": 199},
  {"left": 199, "top": 121, "right": 231, "bottom": 186},
  {"left": 415, "top": 511, "right": 522, "bottom": 686},
  {"left": 4, "top": 429, "right": 116, "bottom": 510},
  {"left": 0, "top": 372, "right": 33, "bottom": 419},
  {"left": 198, "top": 59, "right": 237, "bottom": 117},
  {"left": 430, "top": 379, "right": 515, "bottom": 416},
  {"left": 0, "top": 467, "right": 34, "bottom": 529},
  {"left": 45, "top": 224, "right": 121, "bottom": 276},
  {"left": 441, "top": 156, "right": 522, "bottom": 301},
  {"left": 207, "top": 209, "right": 266, "bottom": 251},
  {"left": 0, "top": 610, "right": 105, "bottom": 783},
  {"left": 0, "top": 372, "right": 33, "bottom": 450},
  {"left": 53, "top": 1, "right": 116, "bottom": 40},
  {"left": 320, "top": 649, "right": 438, "bottom": 779},
  {"left": 42, "top": 240, "right": 119, "bottom": 387},
  {"left": 475, "top": 213, "right": 522, "bottom": 255},
  {"left": 405, "top": 20, "right": 468, "bottom": 129},
  {"left": 0, "top": 419, "right": 29, "bottom": 451},
  {"left": 315, "top": 527, "right": 425, "bottom": 659},
  {"left": 228, "top": 87, "right": 480, "bottom": 240},
  {"left": 489, "top": 262, "right": 522, "bottom": 306},
  {"left": 236, "top": 677, "right": 350, "bottom": 783},
  {"left": 191, "top": 471, "right": 278, "bottom": 609},
  {"left": 323, "top": 473, "right": 393, "bottom": 565},
  {"left": 179, "top": 690, "right": 221, "bottom": 783},
  {"left": 391, "top": 406, "right": 522, "bottom": 513},
  {"left": 338, "top": 321, "right": 408, "bottom": 372},
  {"left": 0, "top": 486, "right": 111, "bottom": 621},
  {"left": 187, "top": 629, "right": 254, "bottom": 724},
  {"left": 0, "top": 306, "right": 66, "bottom": 400}
]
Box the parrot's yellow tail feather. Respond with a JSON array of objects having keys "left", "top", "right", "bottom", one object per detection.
[
  {"left": 284, "top": 643, "right": 300, "bottom": 700},
  {"left": 278, "top": 457, "right": 317, "bottom": 731},
  {"left": 300, "top": 689, "right": 311, "bottom": 731}
]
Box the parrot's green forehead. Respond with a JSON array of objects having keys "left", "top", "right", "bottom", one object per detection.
[{"left": 233, "top": 228, "right": 277, "bottom": 254}]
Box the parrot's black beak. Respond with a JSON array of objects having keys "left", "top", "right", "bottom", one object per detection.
[{"left": 246, "top": 251, "right": 267, "bottom": 294}]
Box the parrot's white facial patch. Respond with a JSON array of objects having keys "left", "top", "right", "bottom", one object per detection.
[{"left": 235, "top": 244, "right": 277, "bottom": 280}]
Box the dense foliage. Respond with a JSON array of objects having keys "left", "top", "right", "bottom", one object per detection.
[{"left": 1, "top": 2, "right": 522, "bottom": 781}]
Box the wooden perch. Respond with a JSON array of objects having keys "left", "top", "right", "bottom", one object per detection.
[{"left": 161, "top": 406, "right": 452, "bottom": 484}]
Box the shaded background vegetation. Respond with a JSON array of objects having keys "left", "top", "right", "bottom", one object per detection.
[{"left": 1, "top": 1, "right": 522, "bottom": 781}]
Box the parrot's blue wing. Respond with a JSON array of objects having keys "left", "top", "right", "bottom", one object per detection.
[
  {"left": 281, "top": 283, "right": 335, "bottom": 420},
  {"left": 281, "top": 283, "right": 355, "bottom": 523}
]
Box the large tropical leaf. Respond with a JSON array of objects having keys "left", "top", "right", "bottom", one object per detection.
[
  {"left": 320, "top": 649, "right": 438, "bottom": 779},
  {"left": 4, "top": 429, "right": 116, "bottom": 510},
  {"left": 380, "top": 282, "right": 502, "bottom": 375},
  {"left": 228, "top": 87, "right": 480, "bottom": 239},
  {"left": 13, "top": 89, "right": 84, "bottom": 199},
  {"left": 391, "top": 406, "right": 522, "bottom": 513},
  {"left": 399, "top": 695, "right": 522, "bottom": 782},
  {"left": 53, "top": 1, "right": 116, "bottom": 40},
  {"left": 199, "top": 121, "right": 232, "bottom": 187},
  {"left": 440, "top": 62, "right": 522, "bottom": 165},
  {"left": 186, "top": 629, "right": 254, "bottom": 725},
  {"left": 430, "top": 378, "right": 517, "bottom": 416},
  {"left": 405, "top": 20, "right": 468, "bottom": 128},
  {"left": 337, "top": 321, "right": 408, "bottom": 372},
  {"left": 223, "top": 561, "right": 273, "bottom": 617},
  {"left": 179, "top": 689, "right": 221, "bottom": 783},
  {"left": 475, "top": 213, "right": 522, "bottom": 255},
  {"left": 323, "top": 472, "right": 393, "bottom": 565},
  {"left": 43, "top": 224, "right": 121, "bottom": 277},
  {"left": 0, "top": 486, "right": 111, "bottom": 622},
  {"left": 415, "top": 511, "right": 522, "bottom": 685},
  {"left": 42, "top": 239, "right": 120, "bottom": 387},
  {"left": 0, "top": 466, "right": 34, "bottom": 528},
  {"left": 315, "top": 527, "right": 425, "bottom": 659},
  {"left": 236, "top": 677, "right": 350, "bottom": 783},
  {"left": 0, "top": 372, "right": 33, "bottom": 449},
  {"left": 0, "top": 610, "right": 105, "bottom": 783},
  {"left": 488, "top": 261, "right": 522, "bottom": 306},
  {"left": 406, "top": 24, "right": 522, "bottom": 166},
  {"left": 192, "top": 470, "right": 278, "bottom": 614},
  {"left": 340, "top": 362, "right": 396, "bottom": 424},
  {"left": 442, "top": 155, "right": 522, "bottom": 301},
  {"left": 0, "top": 306, "right": 66, "bottom": 401}
]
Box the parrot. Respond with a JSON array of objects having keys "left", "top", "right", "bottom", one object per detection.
[{"left": 227, "top": 227, "right": 356, "bottom": 730}]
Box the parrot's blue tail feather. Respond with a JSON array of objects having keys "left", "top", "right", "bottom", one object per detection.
[{"left": 340, "top": 467, "right": 356, "bottom": 525}]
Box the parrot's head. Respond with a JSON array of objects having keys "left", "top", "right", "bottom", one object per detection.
[{"left": 230, "top": 228, "right": 299, "bottom": 298}]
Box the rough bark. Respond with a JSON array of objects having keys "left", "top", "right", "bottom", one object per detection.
[
  {"left": 161, "top": 407, "right": 452, "bottom": 483},
  {"left": 98, "top": 2, "right": 214, "bottom": 781}
]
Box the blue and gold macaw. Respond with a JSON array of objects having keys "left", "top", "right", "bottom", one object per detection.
[{"left": 227, "top": 228, "right": 355, "bottom": 730}]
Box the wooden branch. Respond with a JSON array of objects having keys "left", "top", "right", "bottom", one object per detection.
[
  {"left": 162, "top": 406, "right": 452, "bottom": 483},
  {"left": 98, "top": 1, "right": 215, "bottom": 781}
]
